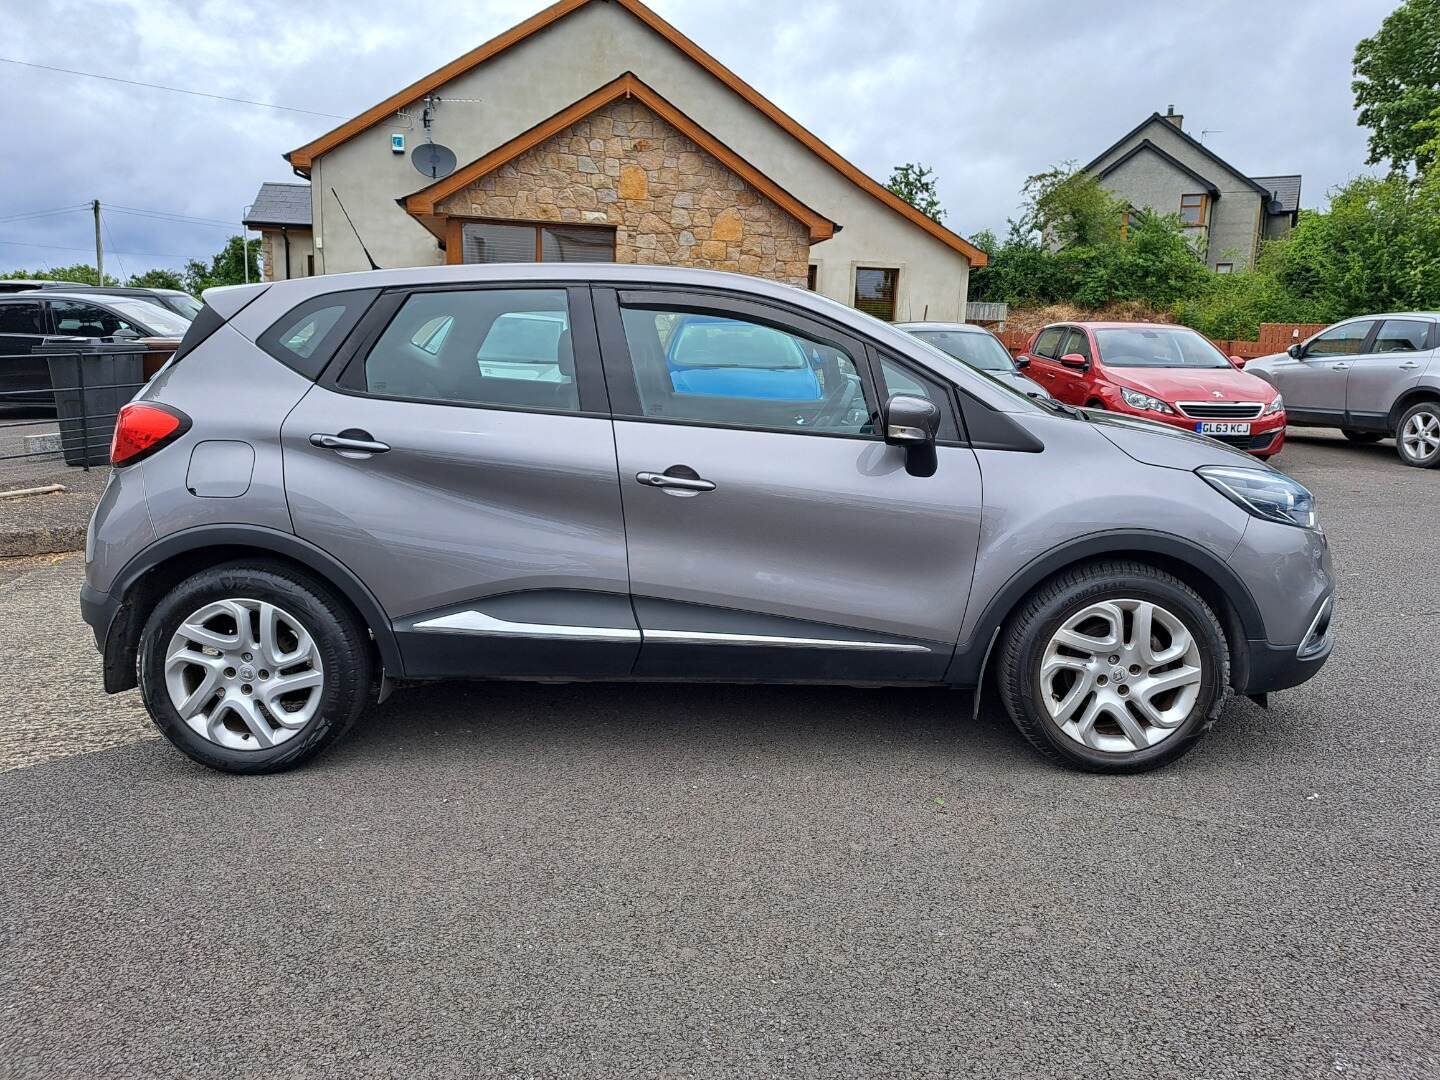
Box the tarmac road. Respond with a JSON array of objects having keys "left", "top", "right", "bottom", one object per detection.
[{"left": 0, "top": 429, "right": 1435, "bottom": 1079}]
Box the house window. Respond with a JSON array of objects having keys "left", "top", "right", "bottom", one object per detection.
[
  {"left": 806, "top": 265, "right": 818, "bottom": 291},
  {"left": 1215, "top": 262, "right": 1234, "bottom": 274},
  {"left": 1179, "top": 194, "right": 1208, "bottom": 227},
  {"left": 854, "top": 267, "right": 898, "bottom": 321},
  {"left": 460, "top": 221, "right": 615, "bottom": 264}
]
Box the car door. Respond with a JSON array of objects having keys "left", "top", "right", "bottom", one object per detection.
[
  {"left": 279, "top": 282, "right": 638, "bottom": 680},
  {"left": 594, "top": 286, "right": 983, "bottom": 682},
  {"left": 1024, "top": 326, "right": 1067, "bottom": 399},
  {"left": 0, "top": 298, "right": 53, "bottom": 401},
  {"left": 1345, "top": 317, "right": 1436, "bottom": 430},
  {"left": 1276, "top": 320, "right": 1376, "bottom": 424},
  {"left": 1049, "top": 327, "right": 1093, "bottom": 405}
]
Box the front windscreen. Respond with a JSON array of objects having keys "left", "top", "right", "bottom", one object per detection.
[{"left": 1095, "top": 327, "right": 1230, "bottom": 368}]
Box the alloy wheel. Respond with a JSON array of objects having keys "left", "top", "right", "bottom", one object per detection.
[
  {"left": 1400, "top": 409, "right": 1440, "bottom": 463},
  {"left": 163, "top": 598, "right": 325, "bottom": 750},
  {"left": 1039, "top": 598, "right": 1203, "bottom": 754}
]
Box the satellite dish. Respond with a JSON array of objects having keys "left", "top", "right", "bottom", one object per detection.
[{"left": 412, "top": 143, "right": 457, "bottom": 180}]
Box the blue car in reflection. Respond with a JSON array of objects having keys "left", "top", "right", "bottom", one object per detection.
[{"left": 665, "top": 314, "right": 823, "bottom": 400}]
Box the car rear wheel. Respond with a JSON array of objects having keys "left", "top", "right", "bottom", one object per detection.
[
  {"left": 138, "top": 562, "right": 373, "bottom": 773},
  {"left": 1342, "top": 429, "right": 1382, "bottom": 444},
  {"left": 1396, "top": 402, "right": 1440, "bottom": 468},
  {"left": 996, "top": 561, "right": 1228, "bottom": 773}
]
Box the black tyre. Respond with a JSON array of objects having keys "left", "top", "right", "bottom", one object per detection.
[
  {"left": 1342, "top": 429, "right": 1382, "bottom": 444},
  {"left": 138, "top": 561, "right": 373, "bottom": 774},
  {"left": 995, "top": 560, "right": 1229, "bottom": 774},
  {"left": 1396, "top": 401, "right": 1440, "bottom": 468}
]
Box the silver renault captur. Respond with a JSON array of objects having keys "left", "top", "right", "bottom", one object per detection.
[{"left": 81, "top": 265, "right": 1334, "bottom": 775}]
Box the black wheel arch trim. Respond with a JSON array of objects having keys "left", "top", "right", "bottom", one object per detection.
[
  {"left": 945, "top": 529, "right": 1265, "bottom": 686},
  {"left": 104, "top": 524, "right": 405, "bottom": 678},
  {"left": 1391, "top": 388, "right": 1440, "bottom": 429}
]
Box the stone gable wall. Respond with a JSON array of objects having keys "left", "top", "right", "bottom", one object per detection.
[{"left": 436, "top": 99, "right": 812, "bottom": 284}]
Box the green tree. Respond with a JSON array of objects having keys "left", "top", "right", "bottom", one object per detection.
[
  {"left": 0, "top": 264, "right": 119, "bottom": 286},
  {"left": 1352, "top": 0, "right": 1440, "bottom": 173},
  {"left": 182, "top": 235, "right": 261, "bottom": 295},
  {"left": 885, "top": 162, "right": 946, "bottom": 222},
  {"left": 125, "top": 268, "right": 186, "bottom": 290},
  {"left": 1019, "top": 162, "right": 1126, "bottom": 248}
]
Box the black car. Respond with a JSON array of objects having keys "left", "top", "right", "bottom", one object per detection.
[
  {"left": 0, "top": 281, "right": 201, "bottom": 320},
  {"left": 0, "top": 291, "right": 191, "bottom": 403}
]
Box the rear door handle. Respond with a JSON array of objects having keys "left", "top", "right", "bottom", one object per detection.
[
  {"left": 1331, "top": 363, "right": 1350, "bottom": 370},
  {"left": 1399, "top": 361, "right": 1420, "bottom": 370},
  {"left": 310, "top": 432, "right": 391, "bottom": 454},
  {"left": 636, "top": 470, "right": 716, "bottom": 492}
]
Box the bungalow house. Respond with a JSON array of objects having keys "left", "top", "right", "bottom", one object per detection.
[
  {"left": 243, "top": 0, "right": 985, "bottom": 322},
  {"left": 1083, "top": 107, "right": 1302, "bottom": 273}
]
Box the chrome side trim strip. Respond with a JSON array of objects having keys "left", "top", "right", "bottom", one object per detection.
[
  {"left": 410, "top": 610, "right": 930, "bottom": 652},
  {"left": 644, "top": 629, "right": 931, "bottom": 652},
  {"left": 1175, "top": 400, "right": 1264, "bottom": 420},
  {"left": 412, "top": 610, "right": 641, "bottom": 642}
]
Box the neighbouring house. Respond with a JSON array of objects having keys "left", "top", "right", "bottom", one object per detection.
[
  {"left": 248, "top": 0, "right": 985, "bottom": 320},
  {"left": 242, "top": 182, "right": 314, "bottom": 281},
  {"left": 1083, "top": 107, "right": 1301, "bottom": 273}
]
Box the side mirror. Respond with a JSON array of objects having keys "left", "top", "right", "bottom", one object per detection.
[
  {"left": 1229, "top": 354, "right": 1246, "bottom": 368},
  {"left": 1059, "top": 352, "right": 1088, "bottom": 370},
  {"left": 1014, "top": 355, "right": 1031, "bottom": 368},
  {"left": 883, "top": 393, "right": 939, "bottom": 477},
  {"left": 1287, "top": 343, "right": 1303, "bottom": 360},
  {"left": 109, "top": 328, "right": 141, "bottom": 341}
]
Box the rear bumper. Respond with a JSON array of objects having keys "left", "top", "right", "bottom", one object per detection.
[
  {"left": 79, "top": 582, "right": 116, "bottom": 648},
  {"left": 80, "top": 581, "right": 140, "bottom": 693}
]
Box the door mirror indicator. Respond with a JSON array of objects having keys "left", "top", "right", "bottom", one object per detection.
[
  {"left": 1287, "top": 344, "right": 1304, "bottom": 360},
  {"left": 1059, "top": 352, "right": 1088, "bottom": 371},
  {"left": 884, "top": 393, "right": 940, "bottom": 477}
]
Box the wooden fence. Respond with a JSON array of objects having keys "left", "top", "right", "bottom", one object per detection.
[{"left": 995, "top": 323, "right": 1329, "bottom": 360}]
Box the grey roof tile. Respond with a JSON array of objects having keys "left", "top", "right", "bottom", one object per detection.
[{"left": 243, "top": 182, "right": 311, "bottom": 227}]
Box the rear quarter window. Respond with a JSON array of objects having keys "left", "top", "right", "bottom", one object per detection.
[{"left": 257, "top": 289, "right": 379, "bottom": 379}]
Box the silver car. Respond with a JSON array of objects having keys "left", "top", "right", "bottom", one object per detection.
[
  {"left": 896, "top": 321, "right": 1052, "bottom": 399},
  {"left": 1246, "top": 313, "right": 1440, "bottom": 467},
  {"left": 81, "top": 265, "right": 1334, "bottom": 775}
]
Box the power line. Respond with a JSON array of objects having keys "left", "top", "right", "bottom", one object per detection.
[
  {"left": 0, "top": 205, "right": 90, "bottom": 224},
  {"left": 99, "top": 212, "right": 129, "bottom": 282},
  {"left": 0, "top": 238, "right": 198, "bottom": 261},
  {"left": 0, "top": 57, "right": 348, "bottom": 119},
  {"left": 107, "top": 206, "right": 237, "bottom": 230}
]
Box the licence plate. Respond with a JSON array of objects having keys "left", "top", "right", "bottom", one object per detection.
[{"left": 1197, "top": 421, "right": 1251, "bottom": 435}]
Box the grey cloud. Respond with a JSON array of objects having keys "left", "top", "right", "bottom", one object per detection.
[{"left": 0, "top": 0, "right": 1394, "bottom": 278}]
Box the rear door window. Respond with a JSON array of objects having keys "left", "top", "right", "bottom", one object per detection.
[
  {"left": 1368, "top": 319, "right": 1430, "bottom": 354},
  {"left": 357, "top": 288, "right": 579, "bottom": 412},
  {"left": 0, "top": 301, "right": 45, "bottom": 336},
  {"left": 49, "top": 300, "right": 135, "bottom": 338}
]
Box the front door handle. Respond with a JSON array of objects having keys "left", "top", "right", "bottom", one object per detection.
[
  {"left": 310, "top": 431, "right": 391, "bottom": 454},
  {"left": 636, "top": 469, "right": 716, "bottom": 493},
  {"left": 1331, "top": 363, "right": 1350, "bottom": 371},
  {"left": 1399, "top": 361, "right": 1421, "bottom": 370}
]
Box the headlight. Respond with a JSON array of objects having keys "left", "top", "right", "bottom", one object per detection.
[
  {"left": 1120, "top": 387, "right": 1174, "bottom": 414},
  {"left": 1264, "top": 394, "right": 1285, "bottom": 415},
  {"left": 1198, "top": 465, "right": 1316, "bottom": 528}
]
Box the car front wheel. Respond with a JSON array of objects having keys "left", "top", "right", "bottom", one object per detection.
[
  {"left": 996, "top": 561, "right": 1229, "bottom": 773},
  {"left": 1396, "top": 402, "right": 1440, "bottom": 468},
  {"left": 138, "top": 562, "right": 373, "bottom": 773}
]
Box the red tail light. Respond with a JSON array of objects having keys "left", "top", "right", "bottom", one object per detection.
[{"left": 110, "top": 402, "right": 190, "bottom": 467}]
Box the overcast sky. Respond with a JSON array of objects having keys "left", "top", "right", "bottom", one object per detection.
[{"left": 0, "top": 0, "right": 1396, "bottom": 281}]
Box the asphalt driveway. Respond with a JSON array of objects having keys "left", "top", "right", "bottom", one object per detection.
[{"left": 0, "top": 429, "right": 1435, "bottom": 1079}]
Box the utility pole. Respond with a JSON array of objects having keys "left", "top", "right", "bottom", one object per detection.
[
  {"left": 92, "top": 199, "right": 103, "bottom": 285},
  {"left": 241, "top": 214, "right": 250, "bottom": 284}
]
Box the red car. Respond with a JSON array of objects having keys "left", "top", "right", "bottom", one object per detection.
[{"left": 1019, "top": 322, "right": 1286, "bottom": 458}]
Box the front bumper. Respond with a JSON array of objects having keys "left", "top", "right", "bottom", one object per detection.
[
  {"left": 1238, "top": 594, "right": 1334, "bottom": 695},
  {"left": 1113, "top": 403, "right": 1287, "bottom": 455}
]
